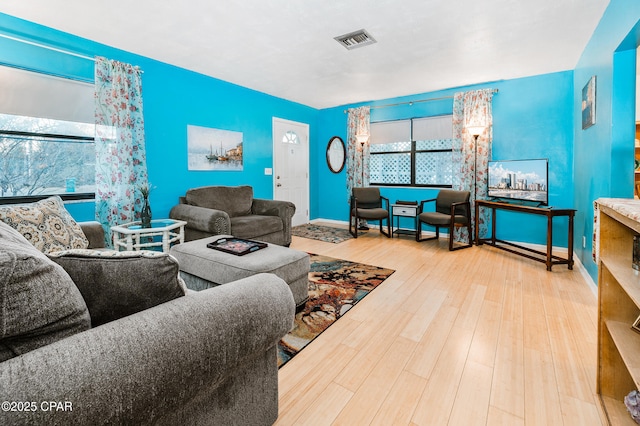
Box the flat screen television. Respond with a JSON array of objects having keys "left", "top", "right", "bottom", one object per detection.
[{"left": 487, "top": 159, "right": 548, "bottom": 206}]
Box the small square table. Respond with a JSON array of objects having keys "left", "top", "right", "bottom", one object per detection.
[
  {"left": 111, "top": 219, "right": 187, "bottom": 252},
  {"left": 391, "top": 202, "right": 419, "bottom": 237}
]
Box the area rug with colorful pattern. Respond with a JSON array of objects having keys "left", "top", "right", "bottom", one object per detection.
[
  {"left": 277, "top": 253, "right": 395, "bottom": 367},
  {"left": 291, "top": 223, "right": 357, "bottom": 244}
]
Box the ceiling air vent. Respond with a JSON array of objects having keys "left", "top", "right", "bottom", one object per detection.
[{"left": 334, "top": 29, "right": 376, "bottom": 50}]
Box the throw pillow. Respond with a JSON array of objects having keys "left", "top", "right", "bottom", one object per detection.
[
  {"left": 185, "top": 185, "right": 253, "bottom": 217},
  {"left": 0, "top": 221, "right": 91, "bottom": 362},
  {"left": 0, "top": 195, "right": 89, "bottom": 254},
  {"left": 48, "top": 249, "right": 187, "bottom": 327}
]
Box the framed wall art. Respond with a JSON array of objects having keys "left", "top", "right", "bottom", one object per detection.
[
  {"left": 187, "top": 125, "right": 243, "bottom": 171},
  {"left": 581, "top": 75, "right": 596, "bottom": 130}
]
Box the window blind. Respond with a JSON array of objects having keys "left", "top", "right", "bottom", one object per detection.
[
  {"left": 412, "top": 115, "right": 452, "bottom": 140},
  {"left": 370, "top": 120, "right": 410, "bottom": 145},
  {"left": 0, "top": 65, "right": 94, "bottom": 124}
]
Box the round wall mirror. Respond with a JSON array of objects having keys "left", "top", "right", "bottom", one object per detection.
[{"left": 326, "top": 136, "right": 346, "bottom": 173}]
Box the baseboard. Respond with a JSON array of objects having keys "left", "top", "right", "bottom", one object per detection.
[
  {"left": 309, "top": 218, "right": 383, "bottom": 231},
  {"left": 309, "top": 218, "right": 348, "bottom": 226},
  {"left": 309, "top": 218, "right": 597, "bottom": 294},
  {"left": 573, "top": 255, "right": 598, "bottom": 296},
  {"left": 308, "top": 218, "right": 437, "bottom": 237}
]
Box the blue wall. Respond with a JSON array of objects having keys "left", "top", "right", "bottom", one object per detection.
[
  {"left": 573, "top": 0, "right": 640, "bottom": 282},
  {"left": 5, "top": 5, "right": 640, "bottom": 283},
  {"left": 0, "top": 13, "right": 318, "bottom": 222},
  {"left": 315, "top": 71, "right": 575, "bottom": 246}
]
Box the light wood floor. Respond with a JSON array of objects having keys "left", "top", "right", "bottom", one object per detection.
[{"left": 275, "top": 226, "right": 604, "bottom": 426}]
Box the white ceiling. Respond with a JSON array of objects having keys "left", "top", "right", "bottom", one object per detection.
[{"left": 0, "top": 0, "right": 610, "bottom": 109}]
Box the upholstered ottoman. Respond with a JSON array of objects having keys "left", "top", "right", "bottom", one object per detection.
[{"left": 170, "top": 235, "right": 309, "bottom": 310}]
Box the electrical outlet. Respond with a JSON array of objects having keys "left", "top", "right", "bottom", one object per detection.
[{"left": 582, "top": 236, "right": 586, "bottom": 248}]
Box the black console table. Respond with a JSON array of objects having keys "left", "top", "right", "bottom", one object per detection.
[{"left": 474, "top": 200, "right": 575, "bottom": 271}]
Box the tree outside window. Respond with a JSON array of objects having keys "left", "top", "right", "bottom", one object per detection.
[{"left": 0, "top": 113, "right": 95, "bottom": 201}]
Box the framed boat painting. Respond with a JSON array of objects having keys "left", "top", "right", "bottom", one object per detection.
[
  {"left": 581, "top": 76, "right": 596, "bottom": 130},
  {"left": 187, "top": 125, "right": 243, "bottom": 171}
]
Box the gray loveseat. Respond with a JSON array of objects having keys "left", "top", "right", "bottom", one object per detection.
[
  {"left": 169, "top": 185, "right": 296, "bottom": 246},
  {"left": 0, "top": 198, "right": 295, "bottom": 425}
]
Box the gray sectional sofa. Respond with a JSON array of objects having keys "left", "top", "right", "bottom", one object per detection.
[{"left": 0, "top": 197, "right": 295, "bottom": 425}]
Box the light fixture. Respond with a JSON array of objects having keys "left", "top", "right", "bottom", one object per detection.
[
  {"left": 465, "top": 125, "right": 485, "bottom": 196},
  {"left": 356, "top": 133, "right": 369, "bottom": 184},
  {"left": 356, "top": 133, "right": 370, "bottom": 230},
  {"left": 356, "top": 133, "right": 369, "bottom": 145},
  {"left": 467, "top": 126, "right": 485, "bottom": 138},
  {"left": 465, "top": 123, "right": 485, "bottom": 243}
]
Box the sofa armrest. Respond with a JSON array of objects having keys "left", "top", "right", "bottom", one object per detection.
[
  {"left": 170, "top": 204, "right": 231, "bottom": 234},
  {"left": 79, "top": 221, "right": 105, "bottom": 249},
  {"left": 252, "top": 198, "right": 296, "bottom": 245},
  {"left": 0, "top": 273, "right": 295, "bottom": 425}
]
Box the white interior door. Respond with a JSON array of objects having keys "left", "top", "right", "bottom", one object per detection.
[{"left": 273, "top": 117, "right": 309, "bottom": 226}]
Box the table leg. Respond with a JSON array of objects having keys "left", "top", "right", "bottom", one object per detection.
[
  {"left": 394, "top": 214, "right": 398, "bottom": 238},
  {"left": 546, "top": 214, "right": 553, "bottom": 271},
  {"left": 490, "top": 207, "right": 497, "bottom": 245},
  {"left": 475, "top": 203, "right": 480, "bottom": 244},
  {"left": 162, "top": 230, "right": 170, "bottom": 252},
  {"left": 568, "top": 214, "right": 574, "bottom": 270}
]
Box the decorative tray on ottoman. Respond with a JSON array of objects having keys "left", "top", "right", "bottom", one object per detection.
[{"left": 206, "top": 237, "right": 268, "bottom": 256}]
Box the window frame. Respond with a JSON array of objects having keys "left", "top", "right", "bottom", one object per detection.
[
  {"left": 369, "top": 115, "right": 454, "bottom": 188},
  {"left": 0, "top": 65, "right": 96, "bottom": 205},
  {"left": 0, "top": 129, "right": 95, "bottom": 205}
]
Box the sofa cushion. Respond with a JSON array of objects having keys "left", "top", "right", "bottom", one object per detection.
[
  {"left": 48, "top": 249, "right": 187, "bottom": 327},
  {"left": 230, "top": 215, "right": 283, "bottom": 239},
  {"left": 185, "top": 185, "right": 253, "bottom": 218},
  {"left": 0, "top": 221, "right": 91, "bottom": 362},
  {"left": 0, "top": 195, "right": 89, "bottom": 254}
]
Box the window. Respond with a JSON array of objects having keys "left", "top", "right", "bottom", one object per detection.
[
  {"left": 369, "top": 115, "right": 453, "bottom": 187},
  {"left": 0, "top": 66, "right": 95, "bottom": 203},
  {"left": 0, "top": 114, "right": 95, "bottom": 201},
  {"left": 282, "top": 130, "right": 300, "bottom": 144}
]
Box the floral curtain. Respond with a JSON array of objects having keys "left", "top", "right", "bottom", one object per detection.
[
  {"left": 452, "top": 89, "right": 494, "bottom": 241},
  {"left": 94, "top": 56, "right": 148, "bottom": 246},
  {"left": 346, "top": 106, "right": 371, "bottom": 199}
]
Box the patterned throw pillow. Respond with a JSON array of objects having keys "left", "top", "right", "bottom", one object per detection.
[{"left": 0, "top": 196, "right": 89, "bottom": 254}]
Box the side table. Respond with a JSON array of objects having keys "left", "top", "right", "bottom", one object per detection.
[
  {"left": 475, "top": 200, "right": 575, "bottom": 271},
  {"left": 111, "top": 219, "right": 187, "bottom": 252},
  {"left": 391, "top": 203, "right": 419, "bottom": 237}
]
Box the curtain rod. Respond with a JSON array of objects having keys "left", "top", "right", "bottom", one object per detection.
[
  {"left": 0, "top": 32, "right": 143, "bottom": 73},
  {"left": 344, "top": 88, "right": 499, "bottom": 113}
]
